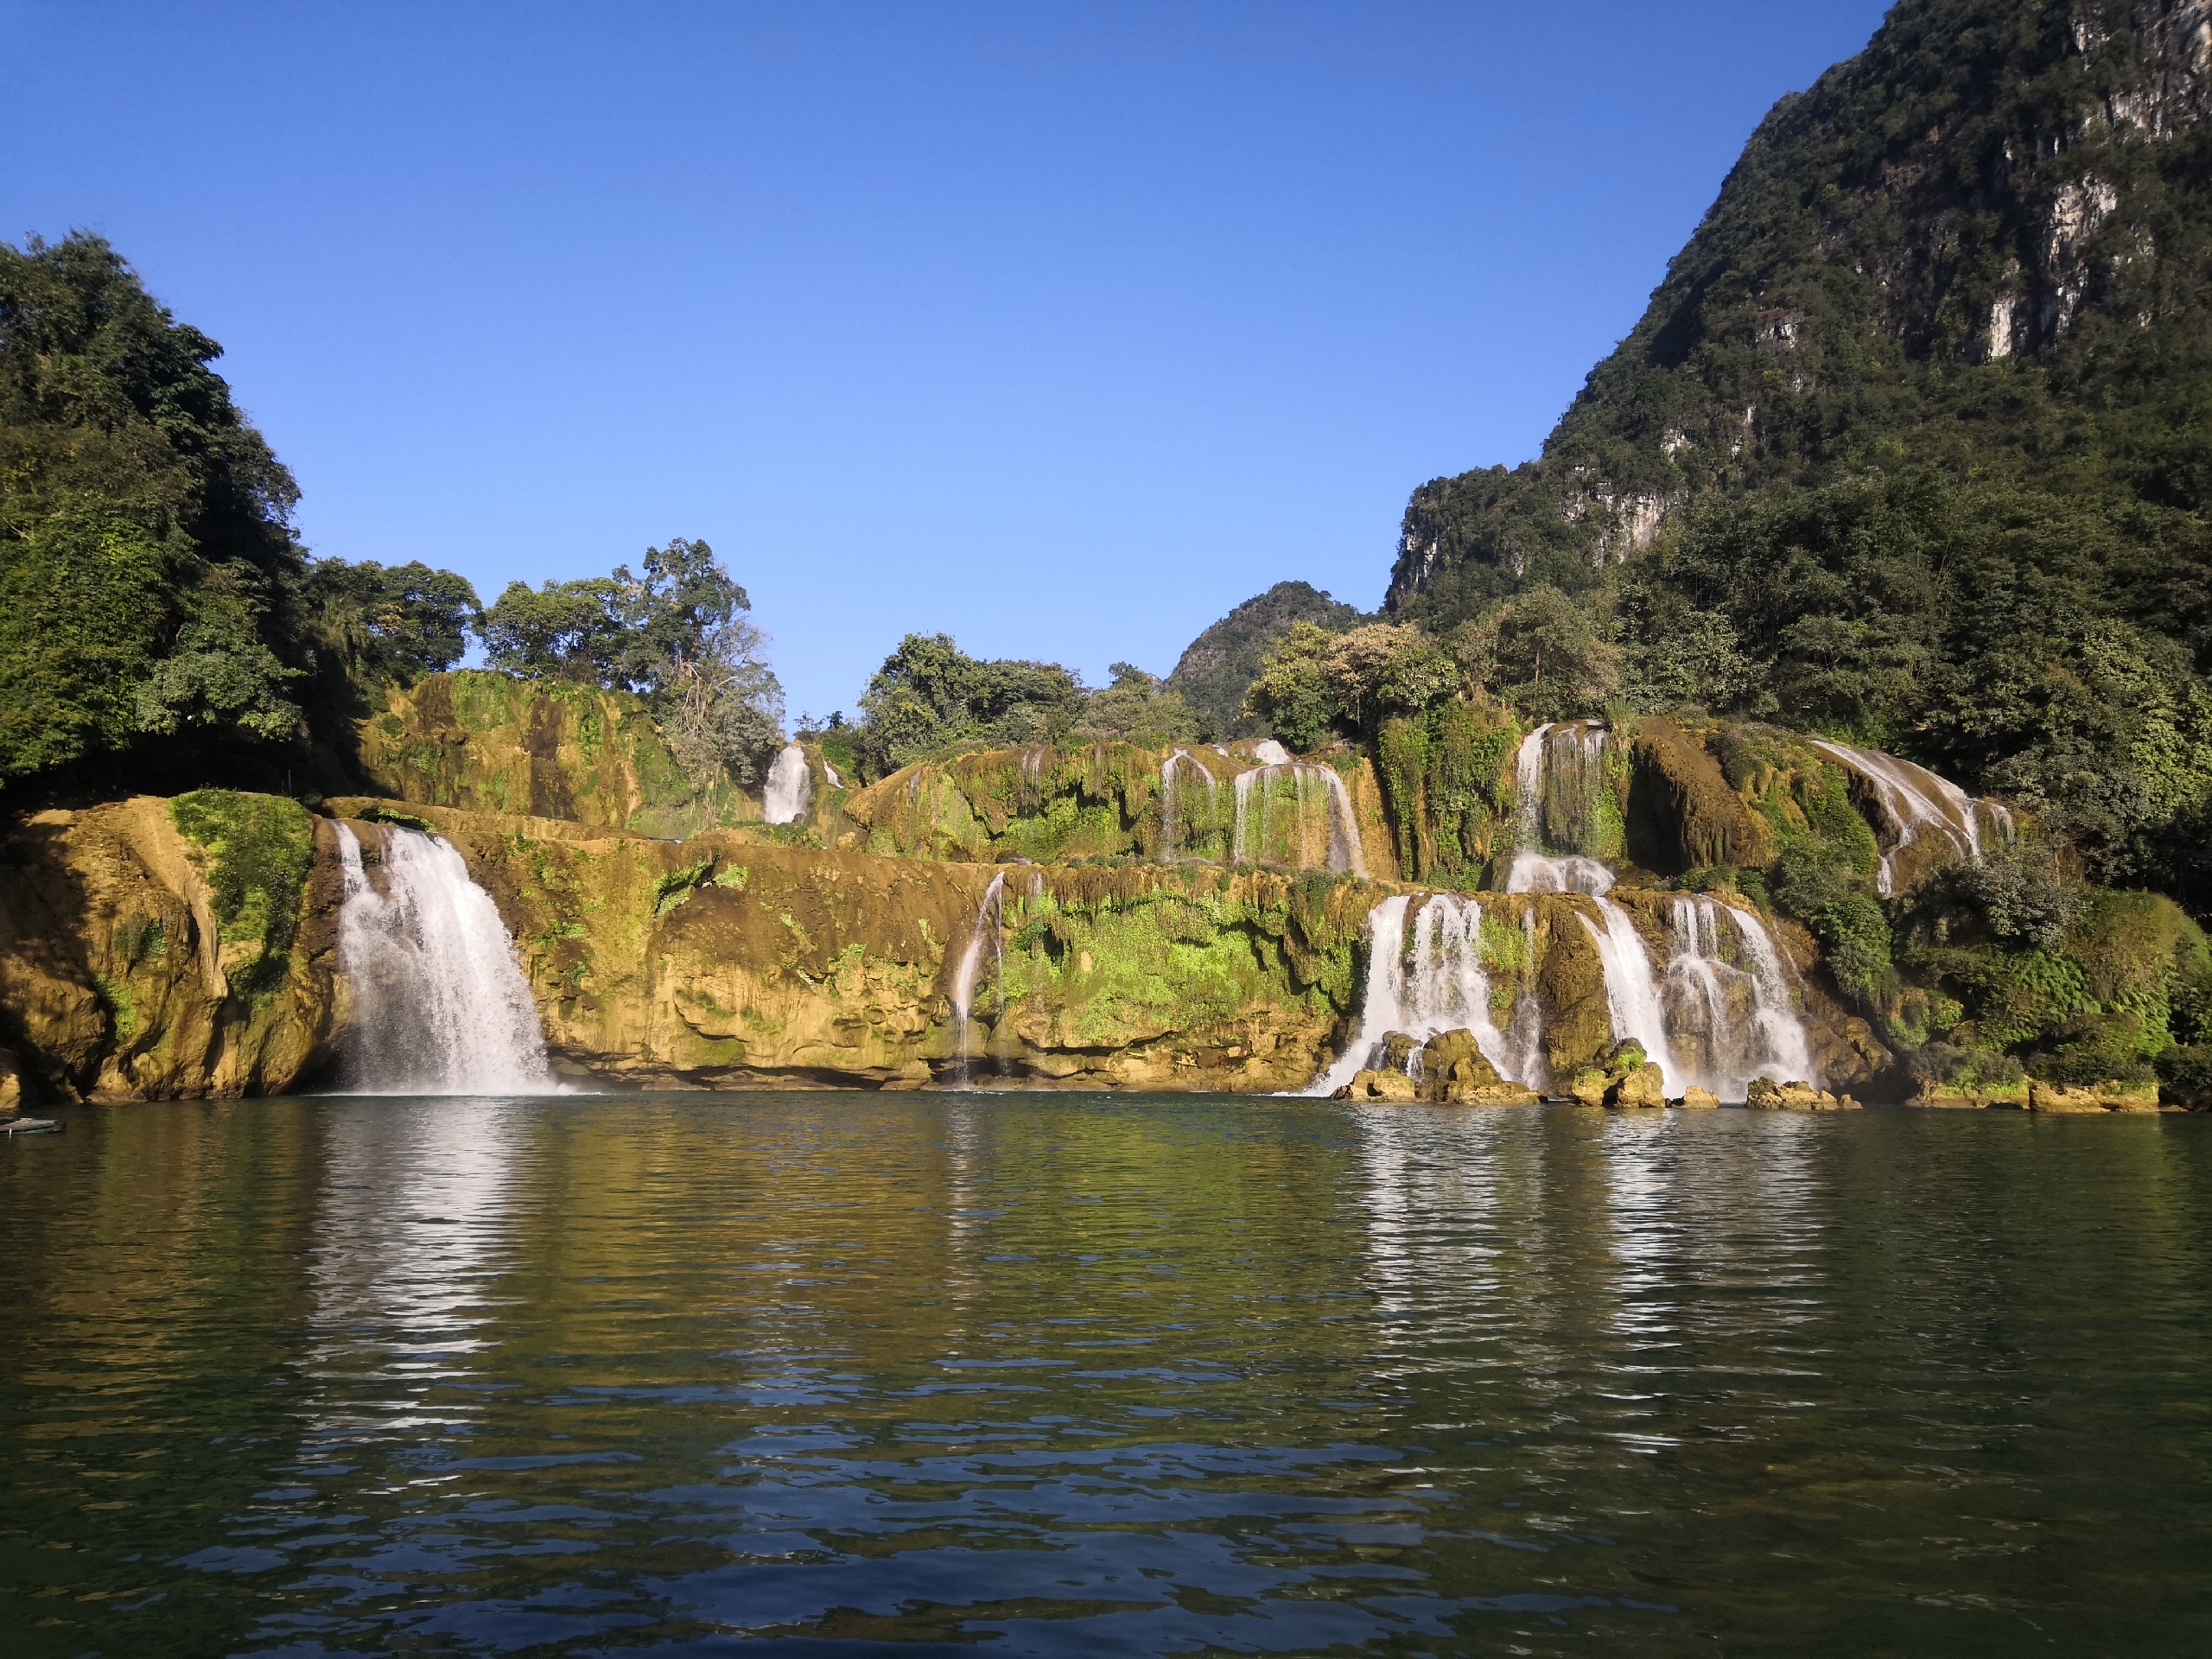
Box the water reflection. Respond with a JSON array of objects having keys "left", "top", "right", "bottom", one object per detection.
[{"left": 0, "top": 1100, "right": 2207, "bottom": 1656}]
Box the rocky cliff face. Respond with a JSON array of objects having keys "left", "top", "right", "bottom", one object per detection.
[
  {"left": 0, "top": 796, "right": 343, "bottom": 1101},
  {"left": 327, "top": 798, "right": 1376, "bottom": 1092},
  {"left": 352, "top": 671, "right": 762, "bottom": 838}
]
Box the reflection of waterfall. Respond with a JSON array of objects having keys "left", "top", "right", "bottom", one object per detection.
[
  {"left": 1310, "top": 894, "right": 1538, "bottom": 1096},
  {"left": 947, "top": 873, "right": 1007, "bottom": 1085},
  {"left": 762, "top": 743, "right": 812, "bottom": 826},
  {"left": 1160, "top": 748, "right": 1219, "bottom": 860},
  {"left": 1810, "top": 740, "right": 2011, "bottom": 895},
  {"left": 1231, "top": 761, "right": 1367, "bottom": 877},
  {"left": 334, "top": 826, "right": 554, "bottom": 1095}
]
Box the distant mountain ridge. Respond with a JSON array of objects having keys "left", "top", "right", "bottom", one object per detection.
[{"left": 1389, "top": 0, "right": 2212, "bottom": 616}]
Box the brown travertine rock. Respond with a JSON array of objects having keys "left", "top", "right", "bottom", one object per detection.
[
  {"left": 1377, "top": 1031, "right": 1421, "bottom": 1075},
  {"left": 1458, "top": 1083, "right": 1542, "bottom": 1105},
  {"left": 1606, "top": 1061, "right": 1668, "bottom": 1109},
  {"left": 0, "top": 1048, "right": 22, "bottom": 1115},
  {"left": 1679, "top": 1085, "right": 1719, "bottom": 1109},
  {"left": 0, "top": 798, "right": 342, "bottom": 1101},
  {"left": 1747, "top": 1077, "right": 1846, "bottom": 1111},
  {"left": 2030, "top": 1079, "right": 2158, "bottom": 1114},
  {"left": 2030, "top": 1082, "right": 2107, "bottom": 1114}
]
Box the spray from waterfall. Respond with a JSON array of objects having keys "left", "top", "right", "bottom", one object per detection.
[
  {"left": 334, "top": 824, "right": 555, "bottom": 1094},
  {"left": 762, "top": 743, "right": 812, "bottom": 826},
  {"left": 947, "top": 872, "right": 1007, "bottom": 1085}
]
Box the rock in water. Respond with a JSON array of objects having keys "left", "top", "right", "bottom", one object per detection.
[
  {"left": 1607, "top": 1062, "right": 1667, "bottom": 1109},
  {"left": 1746, "top": 1077, "right": 1851, "bottom": 1110},
  {"left": 1680, "top": 1085, "right": 1719, "bottom": 1109}
]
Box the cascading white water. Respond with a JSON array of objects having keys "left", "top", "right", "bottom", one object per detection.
[
  {"left": 1252, "top": 739, "right": 1293, "bottom": 765},
  {"left": 947, "top": 872, "right": 1007, "bottom": 1084},
  {"left": 1312, "top": 896, "right": 1412, "bottom": 1096},
  {"left": 1505, "top": 720, "right": 1684, "bottom": 1084},
  {"left": 1578, "top": 902, "right": 1681, "bottom": 1093},
  {"left": 1662, "top": 895, "right": 1818, "bottom": 1096},
  {"left": 1231, "top": 760, "right": 1367, "bottom": 877},
  {"left": 1810, "top": 739, "right": 2000, "bottom": 895},
  {"left": 334, "top": 824, "right": 555, "bottom": 1095},
  {"left": 1160, "top": 747, "right": 1217, "bottom": 859},
  {"left": 1309, "top": 893, "right": 1539, "bottom": 1096},
  {"left": 823, "top": 760, "right": 844, "bottom": 789},
  {"left": 762, "top": 743, "right": 812, "bottom": 826},
  {"left": 1722, "top": 899, "right": 1819, "bottom": 1088}
]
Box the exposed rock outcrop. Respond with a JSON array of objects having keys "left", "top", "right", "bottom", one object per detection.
[
  {"left": 325, "top": 798, "right": 1376, "bottom": 1091},
  {"left": 349, "top": 671, "right": 765, "bottom": 838},
  {"left": 0, "top": 797, "right": 343, "bottom": 1101}
]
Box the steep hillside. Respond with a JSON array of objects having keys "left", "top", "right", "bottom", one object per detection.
[{"left": 1391, "top": 0, "right": 2212, "bottom": 607}]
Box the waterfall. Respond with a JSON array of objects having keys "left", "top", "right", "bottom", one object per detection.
[
  {"left": 1253, "top": 739, "right": 1293, "bottom": 765},
  {"left": 1504, "top": 716, "right": 1685, "bottom": 1090},
  {"left": 823, "top": 760, "right": 844, "bottom": 789},
  {"left": 1577, "top": 902, "right": 1681, "bottom": 1093},
  {"left": 1160, "top": 747, "right": 1217, "bottom": 860},
  {"left": 761, "top": 743, "right": 811, "bottom": 826},
  {"left": 1308, "top": 893, "right": 1533, "bottom": 1096},
  {"left": 1231, "top": 761, "right": 1367, "bottom": 877},
  {"left": 1311, "top": 897, "right": 1413, "bottom": 1096},
  {"left": 1662, "top": 895, "right": 1818, "bottom": 1096},
  {"left": 947, "top": 872, "right": 1007, "bottom": 1084},
  {"left": 334, "top": 824, "right": 554, "bottom": 1095},
  {"left": 1810, "top": 739, "right": 1999, "bottom": 895},
  {"left": 1723, "top": 899, "right": 1819, "bottom": 1089}
]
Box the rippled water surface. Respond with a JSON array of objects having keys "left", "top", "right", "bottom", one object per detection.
[{"left": 3, "top": 1095, "right": 2208, "bottom": 1656}]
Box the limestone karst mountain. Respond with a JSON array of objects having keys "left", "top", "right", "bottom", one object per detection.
[{"left": 1392, "top": 0, "right": 2212, "bottom": 606}]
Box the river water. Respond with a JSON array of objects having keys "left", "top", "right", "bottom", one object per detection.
[{"left": 2, "top": 1095, "right": 2206, "bottom": 1656}]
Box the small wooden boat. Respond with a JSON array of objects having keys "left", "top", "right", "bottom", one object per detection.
[{"left": 0, "top": 1116, "right": 61, "bottom": 1137}]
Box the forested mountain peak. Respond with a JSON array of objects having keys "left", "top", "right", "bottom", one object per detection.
[{"left": 1390, "top": 0, "right": 2212, "bottom": 613}]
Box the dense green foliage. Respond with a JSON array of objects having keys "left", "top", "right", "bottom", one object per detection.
[
  {"left": 1077, "top": 664, "right": 1201, "bottom": 747},
  {"left": 168, "top": 789, "right": 315, "bottom": 995},
  {"left": 1166, "top": 581, "right": 1364, "bottom": 739},
  {"left": 1, "top": 234, "right": 308, "bottom": 782},
  {"left": 0, "top": 234, "right": 505, "bottom": 794},
  {"left": 299, "top": 558, "right": 480, "bottom": 687},
  {"left": 851, "top": 633, "right": 1087, "bottom": 779},
  {"left": 480, "top": 537, "right": 785, "bottom": 788}
]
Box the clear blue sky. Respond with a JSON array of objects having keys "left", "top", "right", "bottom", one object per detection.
[{"left": 2, "top": 1, "right": 1889, "bottom": 723}]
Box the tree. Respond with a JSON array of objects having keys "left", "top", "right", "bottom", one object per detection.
[
  {"left": 1241, "top": 622, "right": 1341, "bottom": 751},
  {"left": 479, "top": 575, "right": 628, "bottom": 683},
  {"left": 855, "top": 632, "right": 1085, "bottom": 775},
  {"left": 300, "top": 557, "right": 480, "bottom": 686},
  {"left": 1077, "top": 663, "right": 1200, "bottom": 746},
  {"left": 480, "top": 538, "right": 784, "bottom": 789},
  {"left": 1, "top": 233, "right": 308, "bottom": 784},
  {"left": 1447, "top": 588, "right": 1621, "bottom": 722}
]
